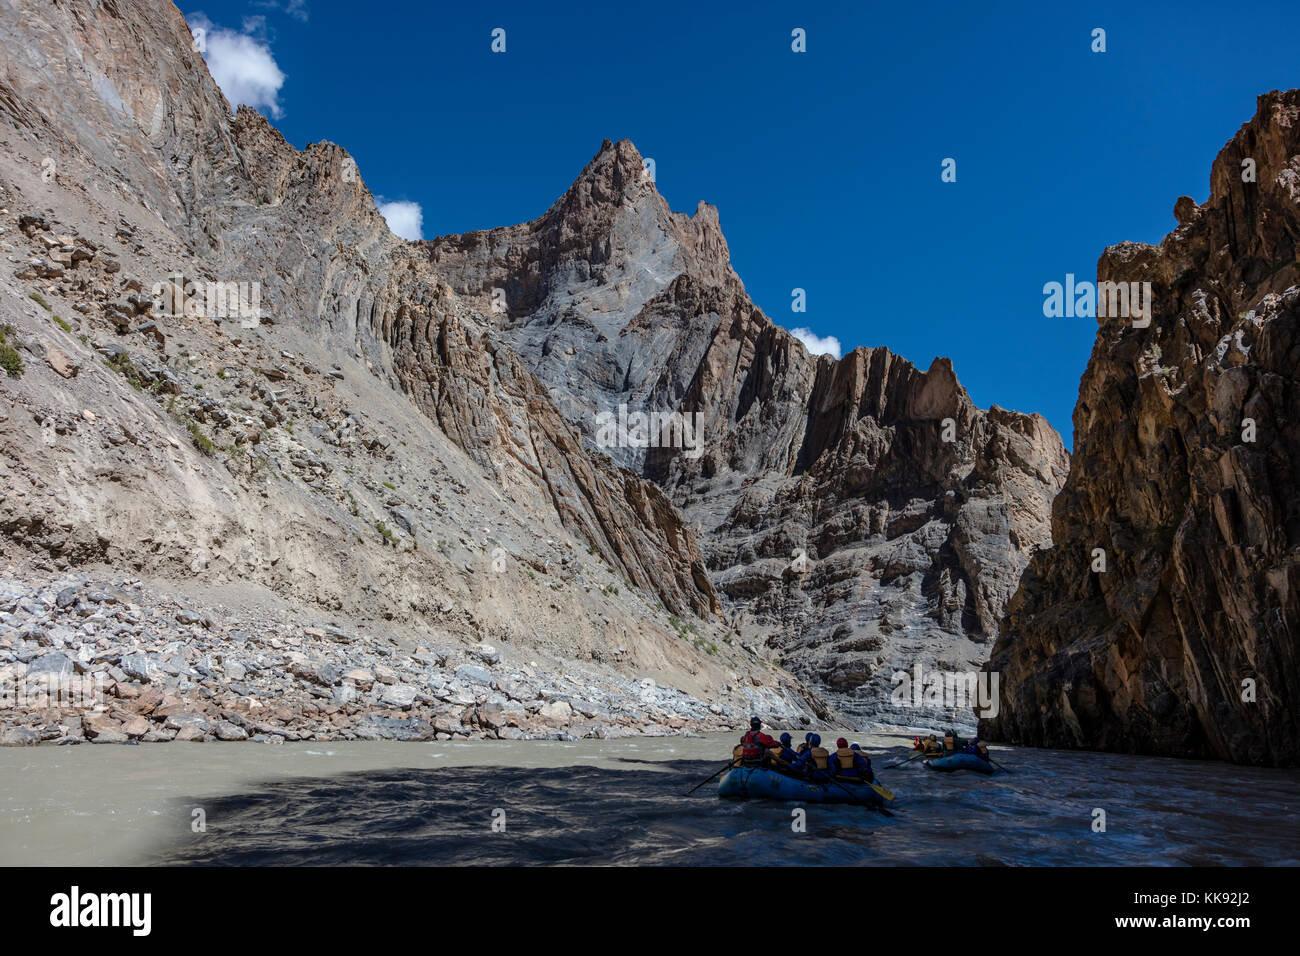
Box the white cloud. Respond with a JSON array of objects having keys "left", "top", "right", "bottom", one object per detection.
[
  {"left": 789, "top": 327, "right": 842, "bottom": 360},
  {"left": 378, "top": 200, "right": 423, "bottom": 241},
  {"left": 189, "top": 14, "right": 286, "bottom": 118}
]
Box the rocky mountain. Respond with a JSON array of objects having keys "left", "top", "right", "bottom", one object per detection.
[
  {"left": 0, "top": 0, "right": 1077, "bottom": 743},
  {"left": 982, "top": 90, "right": 1300, "bottom": 767},
  {"left": 424, "top": 140, "right": 1070, "bottom": 727},
  {"left": 0, "top": 0, "right": 826, "bottom": 746}
]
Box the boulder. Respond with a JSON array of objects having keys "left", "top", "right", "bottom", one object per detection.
[
  {"left": 0, "top": 726, "right": 41, "bottom": 747},
  {"left": 380, "top": 683, "right": 418, "bottom": 708},
  {"left": 214, "top": 721, "right": 249, "bottom": 741}
]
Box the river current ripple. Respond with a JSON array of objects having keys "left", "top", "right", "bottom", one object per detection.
[{"left": 144, "top": 745, "right": 1299, "bottom": 866}]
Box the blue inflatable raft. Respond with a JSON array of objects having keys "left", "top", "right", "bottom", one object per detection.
[
  {"left": 925, "top": 753, "right": 996, "bottom": 774},
  {"left": 718, "top": 767, "right": 884, "bottom": 806}
]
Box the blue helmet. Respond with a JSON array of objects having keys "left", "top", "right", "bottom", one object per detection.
[
  {"left": 810, "top": 733, "right": 822, "bottom": 747},
  {"left": 805, "top": 732, "right": 815, "bottom": 743},
  {"left": 850, "top": 743, "right": 861, "bottom": 751},
  {"left": 779, "top": 732, "right": 792, "bottom": 747}
]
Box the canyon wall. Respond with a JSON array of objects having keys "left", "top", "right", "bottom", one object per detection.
[{"left": 982, "top": 91, "right": 1300, "bottom": 766}]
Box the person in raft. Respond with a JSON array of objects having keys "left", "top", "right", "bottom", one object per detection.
[
  {"left": 913, "top": 733, "right": 943, "bottom": 754},
  {"left": 828, "top": 738, "right": 875, "bottom": 784},
  {"left": 738, "top": 717, "right": 781, "bottom": 766},
  {"left": 960, "top": 737, "right": 991, "bottom": 761},
  {"left": 792, "top": 733, "right": 831, "bottom": 774},
  {"left": 767, "top": 732, "right": 803, "bottom": 773},
  {"left": 850, "top": 742, "right": 876, "bottom": 781}
]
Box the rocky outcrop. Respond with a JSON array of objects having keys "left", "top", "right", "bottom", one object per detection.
[
  {"left": 666, "top": 335, "right": 1067, "bottom": 726},
  {"left": 982, "top": 91, "right": 1300, "bottom": 766}
]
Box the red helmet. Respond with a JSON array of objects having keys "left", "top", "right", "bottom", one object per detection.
[{"left": 836, "top": 737, "right": 848, "bottom": 748}]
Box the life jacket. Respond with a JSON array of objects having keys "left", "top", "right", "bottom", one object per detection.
[
  {"left": 807, "top": 745, "right": 830, "bottom": 771},
  {"left": 732, "top": 744, "right": 744, "bottom": 768},
  {"left": 796, "top": 742, "right": 810, "bottom": 755},
  {"left": 740, "top": 729, "right": 768, "bottom": 765},
  {"left": 768, "top": 746, "right": 788, "bottom": 767},
  {"left": 834, "top": 746, "right": 860, "bottom": 779}
]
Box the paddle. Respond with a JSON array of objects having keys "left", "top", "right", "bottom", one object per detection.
[
  {"left": 867, "top": 778, "right": 895, "bottom": 801},
  {"left": 884, "top": 752, "right": 930, "bottom": 769},
  {"left": 684, "top": 761, "right": 735, "bottom": 795},
  {"left": 839, "top": 755, "right": 894, "bottom": 799}
]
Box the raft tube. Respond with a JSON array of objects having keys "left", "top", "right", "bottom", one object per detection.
[
  {"left": 925, "top": 753, "right": 996, "bottom": 774},
  {"left": 718, "top": 767, "right": 884, "bottom": 805}
]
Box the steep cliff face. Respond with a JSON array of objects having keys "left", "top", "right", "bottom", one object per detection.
[
  {"left": 664, "top": 332, "right": 1067, "bottom": 726},
  {"left": 983, "top": 91, "right": 1300, "bottom": 766},
  {"left": 426, "top": 140, "right": 1069, "bottom": 726}
]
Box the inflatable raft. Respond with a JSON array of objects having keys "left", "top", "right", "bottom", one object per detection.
[
  {"left": 718, "top": 767, "right": 884, "bottom": 805},
  {"left": 925, "top": 753, "right": 996, "bottom": 774}
]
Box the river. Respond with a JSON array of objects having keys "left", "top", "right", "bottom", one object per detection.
[{"left": 2, "top": 733, "right": 1297, "bottom": 866}]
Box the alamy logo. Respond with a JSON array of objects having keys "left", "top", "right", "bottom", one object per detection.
[
  {"left": 1, "top": 673, "right": 105, "bottom": 709},
  {"left": 49, "top": 886, "right": 151, "bottom": 936},
  {"left": 890, "top": 662, "right": 1000, "bottom": 718},
  {"left": 1042, "top": 274, "right": 1152, "bottom": 328},
  {"left": 594, "top": 404, "right": 703, "bottom": 459},
  {"left": 152, "top": 273, "right": 261, "bottom": 328}
]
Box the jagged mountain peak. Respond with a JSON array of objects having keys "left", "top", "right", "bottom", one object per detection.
[
  {"left": 419, "top": 135, "right": 739, "bottom": 354},
  {"left": 564, "top": 138, "right": 654, "bottom": 206},
  {"left": 422, "top": 137, "right": 1068, "bottom": 728},
  {"left": 545, "top": 138, "right": 736, "bottom": 284}
]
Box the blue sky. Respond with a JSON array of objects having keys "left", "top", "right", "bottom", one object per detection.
[{"left": 187, "top": 0, "right": 1300, "bottom": 448}]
